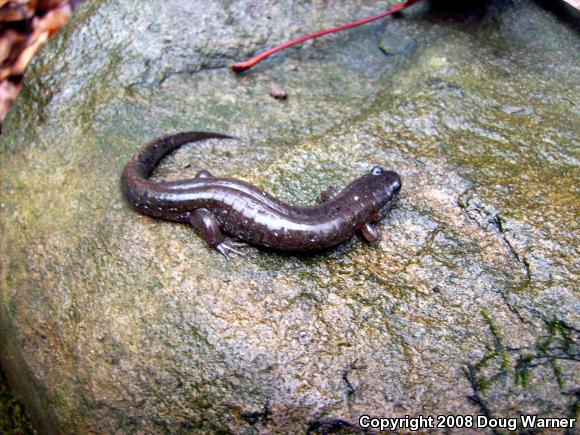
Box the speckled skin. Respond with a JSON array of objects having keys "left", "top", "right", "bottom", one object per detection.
[{"left": 121, "top": 131, "right": 401, "bottom": 257}]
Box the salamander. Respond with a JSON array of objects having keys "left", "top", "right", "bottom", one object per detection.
[{"left": 121, "top": 131, "right": 401, "bottom": 258}]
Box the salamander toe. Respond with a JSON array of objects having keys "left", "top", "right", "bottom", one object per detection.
[{"left": 216, "top": 239, "right": 247, "bottom": 259}]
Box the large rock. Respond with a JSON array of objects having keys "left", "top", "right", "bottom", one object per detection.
[{"left": 1, "top": 0, "right": 578, "bottom": 432}]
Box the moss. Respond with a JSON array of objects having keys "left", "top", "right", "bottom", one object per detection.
[
  {"left": 476, "top": 375, "right": 492, "bottom": 394},
  {"left": 53, "top": 388, "right": 74, "bottom": 421},
  {"left": 547, "top": 320, "right": 575, "bottom": 353},
  {"left": 479, "top": 309, "right": 510, "bottom": 372},
  {"left": 551, "top": 361, "right": 564, "bottom": 390},
  {"left": 512, "top": 319, "right": 577, "bottom": 390},
  {"left": 514, "top": 355, "right": 533, "bottom": 389},
  {"left": 0, "top": 363, "right": 36, "bottom": 435}
]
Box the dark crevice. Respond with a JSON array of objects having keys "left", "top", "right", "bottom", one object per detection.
[
  {"left": 498, "top": 291, "right": 527, "bottom": 324},
  {"left": 463, "top": 311, "right": 580, "bottom": 430},
  {"left": 157, "top": 64, "right": 231, "bottom": 86},
  {"left": 564, "top": 389, "right": 580, "bottom": 435},
  {"left": 458, "top": 187, "right": 532, "bottom": 282},
  {"left": 242, "top": 401, "right": 270, "bottom": 426},
  {"left": 307, "top": 418, "right": 365, "bottom": 434},
  {"left": 342, "top": 360, "right": 364, "bottom": 399},
  {"left": 492, "top": 214, "right": 532, "bottom": 282},
  {"left": 377, "top": 46, "right": 392, "bottom": 58},
  {"left": 463, "top": 364, "right": 501, "bottom": 435}
]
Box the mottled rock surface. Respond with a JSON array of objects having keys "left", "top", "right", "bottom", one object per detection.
[{"left": 1, "top": 0, "right": 578, "bottom": 433}]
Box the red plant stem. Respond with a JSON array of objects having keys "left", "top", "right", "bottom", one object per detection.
[{"left": 231, "top": 0, "right": 424, "bottom": 72}]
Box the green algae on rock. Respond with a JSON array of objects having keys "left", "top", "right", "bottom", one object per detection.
[{"left": 0, "top": 0, "right": 578, "bottom": 433}]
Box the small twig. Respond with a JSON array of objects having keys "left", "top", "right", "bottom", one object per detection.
[{"left": 231, "top": 0, "right": 424, "bottom": 73}]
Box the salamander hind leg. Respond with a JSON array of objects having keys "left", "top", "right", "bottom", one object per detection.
[
  {"left": 216, "top": 239, "right": 247, "bottom": 259},
  {"left": 360, "top": 222, "right": 380, "bottom": 243},
  {"left": 189, "top": 208, "right": 245, "bottom": 259}
]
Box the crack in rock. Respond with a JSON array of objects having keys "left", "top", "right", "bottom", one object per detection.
[
  {"left": 242, "top": 401, "right": 270, "bottom": 426},
  {"left": 341, "top": 360, "right": 365, "bottom": 399},
  {"left": 457, "top": 187, "right": 532, "bottom": 281},
  {"left": 306, "top": 417, "right": 364, "bottom": 434}
]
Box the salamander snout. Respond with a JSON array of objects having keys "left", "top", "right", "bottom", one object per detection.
[
  {"left": 364, "top": 166, "right": 401, "bottom": 221},
  {"left": 391, "top": 172, "right": 402, "bottom": 194},
  {"left": 370, "top": 166, "right": 401, "bottom": 196}
]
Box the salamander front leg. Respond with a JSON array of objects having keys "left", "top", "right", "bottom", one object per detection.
[
  {"left": 360, "top": 222, "right": 380, "bottom": 243},
  {"left": 317, "top": 185, "right": 338, "bottom": 203},
  {"left": 189, "top": 208, "right": 245, "bottom": 259},
  {"left": 195, "top": 169, "right": 214, "bottom": 179},
  {"left": 217, "top": 239, "right": 248, "bottom": 259}
]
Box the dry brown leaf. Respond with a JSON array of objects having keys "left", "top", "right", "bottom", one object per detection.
[
  {"left": 38, "top": 0, "right": 66, "bottom": 10},
  {"left": 0, "top": 0, "right": 76, "bottom": 127},
  {"left": 0, "top": 78, "right": 21, "bottom": 123},
  {"left": 9, "top": 29, "right": 47, "bottom": 76},
  {"left": 0, "top": 29, "right": 27, "bottom": 66},
  {"left": 0, "top": 1, "right": 37, "bottom": 22},
  {"left": 34, "top": 4, "right": 71, "bottom": 35}
]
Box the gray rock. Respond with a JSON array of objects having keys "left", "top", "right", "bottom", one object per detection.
[{"left": 0, "top": 0, "right": 578, "bottom": 433}]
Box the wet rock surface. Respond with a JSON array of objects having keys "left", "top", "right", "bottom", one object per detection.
[{"left": 0, "top": 0, "right": 578, "bottom": 433}]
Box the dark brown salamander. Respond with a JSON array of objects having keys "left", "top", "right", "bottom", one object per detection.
[{"left": 121, "top": 131, "right": 401, "bottom": 258}]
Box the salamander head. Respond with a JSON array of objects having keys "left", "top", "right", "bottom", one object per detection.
[{"left": 359, "top": 165, "right": 401, "bottom": 221}]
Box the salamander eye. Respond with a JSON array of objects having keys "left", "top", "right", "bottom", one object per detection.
[{"left": 371, "top": 166, "right": 384, "bottom": 176}]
